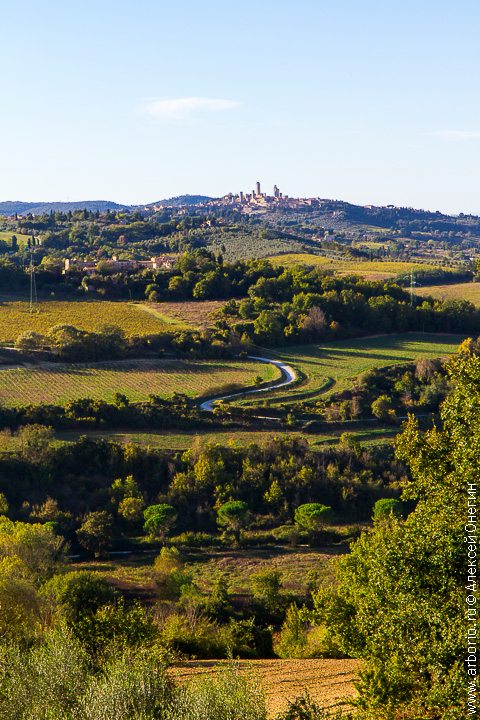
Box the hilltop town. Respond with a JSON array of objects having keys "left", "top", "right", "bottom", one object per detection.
[{"left": 205, "top": 181, "right": 321, "bottom": 213}]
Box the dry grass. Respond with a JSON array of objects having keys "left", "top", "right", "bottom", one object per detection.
[
  {"left": 143, "top": 300, "right": 225, "bottom": 327},
  {"left": 185, "top": 546, "right": 343, "bottom": 596},
  {"left": 414, "top": 281, "right": 480, "bottom": 305},
  {"left": 170, "top": 658, "right": 360, "bottom": 717}
]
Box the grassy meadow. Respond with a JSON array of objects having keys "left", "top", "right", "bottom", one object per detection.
[
  {"left": 0, "top": 230, "right": 32, "bottom": 247},
  {"left": 239, "top": 333, "right": 464, "bottom": 407},
  {"left": 76, "top": 545, "right": 341, "bottom": 600},
  {"left": 0, "top": 357, "right": 279, "bottom": 406},
  {"left": 268, "top": 253, "right": 456, "bottom": 280},
  {"left": 50, "top": 425, "right": 399, "bottom": 452},
  {"left": 413, "top": 281, "right": 480, "bottom": 305}
]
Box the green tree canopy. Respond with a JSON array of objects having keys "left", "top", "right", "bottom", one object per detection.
[
  {"left": 294, "top": 503, "right": 332, "bottom": 541},
  {"left": 372, "top": 498, "right": 404, "bottom": 520},
  {"left": 143, "top": 504, "right": 177, "bottom": 541},
  {"left": 216, "top": 500, "right": 250, "bottom": 544},
  {"left": 77, "top": 511, "right": 113, "bottom": 558},
  {"left": 43, "top": 570, "right": 116, "bottom": 625},
  {"left": 320, "top": 349, "right": 474, "bottom": 719},
  {"left": 0, "top": 516, "right": 64, "bottom": 579}
]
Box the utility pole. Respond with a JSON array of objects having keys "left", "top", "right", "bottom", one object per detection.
[
  {"left": 29, "top": 246, "right": 37, "bottom": 313},
  {"left": 410, "top": 271, "right": 416, "bottom": 307}
]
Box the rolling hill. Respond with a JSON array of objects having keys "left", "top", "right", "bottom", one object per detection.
[{"left": 0, "top": 200, "right": 130, "bottom": 216}]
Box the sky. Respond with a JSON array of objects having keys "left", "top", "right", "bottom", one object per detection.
[{"left": 1, "top": 0, "right": 480, "bottom": 213}]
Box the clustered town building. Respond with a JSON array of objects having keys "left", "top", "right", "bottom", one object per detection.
[
  {"left": 215, "top": 181, "right": 321, "bottom": 212},
  {"left": 147, "top": 182, "right": 323, "bottom": 214}
]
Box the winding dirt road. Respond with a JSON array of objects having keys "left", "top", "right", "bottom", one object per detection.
[{"left": 199, "top": 355, "right": 297, "bottom": 412}]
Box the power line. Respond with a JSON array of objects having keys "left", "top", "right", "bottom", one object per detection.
[{"left": 29, "top": 244, "right": 38, "bottom": 313}]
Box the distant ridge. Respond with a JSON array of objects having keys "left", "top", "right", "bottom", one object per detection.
[
  {"left": 146, "top": 194, "right": 214, "bottom": 208},
  {"left": 0, "top": 200, "right": 130, "bottom": 216}
]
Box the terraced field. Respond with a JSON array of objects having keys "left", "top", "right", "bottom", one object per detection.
[
  {"left": 237, "top": 333, "right": 464, "bottom": 408},
  {"left": 0, "top": 358, "right": 280, "bottom": 406},
  {"left": 0, "top": 300, "right": 189, "bottom": 342},
  {"left": 268, "top": 253, "right": 457, "bottom": 280}
]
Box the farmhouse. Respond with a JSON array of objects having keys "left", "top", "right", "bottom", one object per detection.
[{"left": 63, "top": 254, "right": 176, "bottom": 275}]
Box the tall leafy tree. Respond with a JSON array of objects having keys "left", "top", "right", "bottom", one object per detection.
[{"left": 319, "top": 349, "right": 473, "bottom": 719}]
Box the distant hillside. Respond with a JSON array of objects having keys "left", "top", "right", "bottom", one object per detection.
[
  {"left": 0, "top": 200, "right": 130, "bottom": 216},
  {"left": 146, "top": 195, "right": 214, "bottom": 208}
]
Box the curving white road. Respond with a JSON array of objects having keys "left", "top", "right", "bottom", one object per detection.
[{"left": 199, "top": 355, "right": 297, "bottom": 412}]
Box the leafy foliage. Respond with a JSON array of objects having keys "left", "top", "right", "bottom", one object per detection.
[{"left": 319, "top": 350, "right": 475, "bottom": 718}]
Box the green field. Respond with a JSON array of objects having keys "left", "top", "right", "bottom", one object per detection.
[
  {"left": 0, "top": 300, "right": 191, "bottom": 342},
  {"left": 0, "top": 426, "right": 398, "bottom": 456},
  {"left": 414, "top": 281, "right": 480, "bottom": 306},
  {"left": 49, "top": 426, "right": 398, "bottom": 453},
  {"left": 239, "top": 333, "right": 464, "bottom": 407},
  {"left": 0, "top": 358, "right": 279, "bottom": 406},
  {"left": 268, "top": 253, "right": 456, "bottom": 280},
  {"left": 0, "top": 230, "right": 32, "bottom": 248}
]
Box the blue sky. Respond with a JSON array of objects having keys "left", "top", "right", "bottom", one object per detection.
[{"left": 1, "top": 0, "right": 479, "bottom": 212}]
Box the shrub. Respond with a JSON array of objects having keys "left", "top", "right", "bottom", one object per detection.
[
  {"left": 82, "top": 600, "right": 156, "bottom": 655},
  {"left": 153, "top": 547, "right": 193, "bottom": 600},
  {"left": 41, "top": 571, "right": 154, "bottom": 655},
  {"left": 275, "top": 604, "right": 308, "bottom": 658},
  {"left": 43, "top": 570, "right": 116, "bottom": 625},
  {"left": 0, "top": 516, "right": 65, "bottom": 579},
  {"left": 275, "top": 693, "right": 352, "bottom": 720},
  {"left": 372, "top": 498, "right": 404, "bottom": 520},
  {"left": 226, "top": 617, "right": 274, "bottom": 659},
  {"left": 0, "top": 628, "right": 90, "bottom": 720},
  {"left": 0, "top": 556, "right": 42, "bottom": 641},
  {"left": 79, "top": 649, "right": 174, "bottom": 720},
  {"left": 204, "top": 574, "right": 232, "bottom": 621},
  {"left": 216, "top": 500, "right": 250, "bottom": 544},
  {"left": 0, "top": 626, "right": 268, "bottom": 719},
  {"left": 371, "top": 394, "right": 396, "bottom": 422},
  {"left": 272, "top": 524, "right": 304, "bottom": 546},
  {"left": 176, "top": 664, "right": 267, "bottom": 720},
  {"left": 170, "top": 531, "right": 219, "bottom": 548},
  {"left": 251, "top": 568, "right": 284, "bottom": 615},
  {"left": 156, "top": 610, "right": 229, "bottom": 658}
]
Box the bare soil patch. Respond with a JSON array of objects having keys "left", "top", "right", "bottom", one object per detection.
[{"left": 170, "top": 658, "right": 360, "bottom": 717}]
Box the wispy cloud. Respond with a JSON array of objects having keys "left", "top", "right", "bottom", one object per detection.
[
  {"left": 143, "top": 97, "right": 240, "bottom": 120},
  {"left": 429, "top": 130, "right": 480, "bottom": 141}
]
